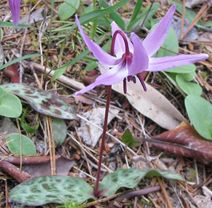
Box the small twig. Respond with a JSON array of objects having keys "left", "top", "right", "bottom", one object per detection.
[
  {"left": 85, "top": 186, "right": 160, "bottom": 207},
  {"left": 180, "top": 0, "right": 186, "bottom": 39},
  {"left": 0, "top": 155, "right": 60, "bottom": 165},
  {"left": 181, "top": 4, "right": 209, "bottom": 40},
  {"left": 0, "top": 161, "right": 31, "bottom": 183},
  {"left": 158, "top": 179, "right": 173, "bottom": 208},
  {"left": 140, "top": 0, "right": 154, "bottom": 28},
  {"left": 84, "top": 193, "right": 122, "bottom": 207},
  {"left": 25, "top": 61, "right": 85, "bottom": 90},
  {"left": 116, "top": 185, "right": 161, "bottom": 201},
  {"left": 45, "top": 117, "right": 56, "bottom": 175},
  {"left": 5, "top": 179, "right": 9, "bottom": 208}
]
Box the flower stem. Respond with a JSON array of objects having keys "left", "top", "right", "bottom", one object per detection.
[{"left": 94, "top": 85, "right": 112, "bottom": 197}]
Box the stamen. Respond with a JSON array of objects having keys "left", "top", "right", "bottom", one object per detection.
[
  {"left": 137, "top": 73, "right": 147, "bottom": 91},
  {"left": 123, "top": 78, "right": 127, "bottom": 94}
]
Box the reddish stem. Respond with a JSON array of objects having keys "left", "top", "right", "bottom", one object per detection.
[
  {"left": 94, "top": 86, "right": 112, "bottom": 197},
  {"left": 94, "top": 29, "right": 130, "bottom": 197}
]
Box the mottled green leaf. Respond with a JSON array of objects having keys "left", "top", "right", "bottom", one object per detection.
[
  {"left": 100, "top": 168, "right": 184, "bottom": 196},
  {"left": 1, "top": 84, "right": 77, "bottom": 120},
  {"left": 10, "top": 176, "right": 93, "bottom": 206},
  {"left": 185, "top": 95, "right": 212, "bottom": 140},
  {"left": 6, "top": 133, "right": 36, "bottom": 156},
  {"left": 52, "top": 118, "right": 67, "bottom": 146}
]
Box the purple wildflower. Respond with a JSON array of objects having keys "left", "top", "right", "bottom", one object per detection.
[
  {"left": 75, "top": 5, "right": 208, "bottom": 95},
  {"left": 9, "top": 0, "right": 21, "bottom": 24}
]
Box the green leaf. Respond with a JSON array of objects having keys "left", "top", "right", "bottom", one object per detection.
[
  {"left": 58, "top": 0, "right": 80, "bottom": 21},
  {"left": 1, "top": 84, "right": 77, "bottom": 120},
  {"left": 20, "top": 109, "right": 39, "bottom": 134},
  {"left": 127, "top": 0, "right": 143, "bottom": 31},
  {"left": 0, "top": 21, "right": 29, "bottom": 28},
  {"left": 98, "top": 0, "right": 125, "bottom": 29},
  {"left": 176, "top": 75, "right": 202, "bottom": 96},
  {"left": 84, "top": 61, "right": 97, "bottom": 71},
  {"left": 52, "top": 118, "right": 67, "bottom": 146},
  {"left": 52, "top": 50, "right": 89, "bottom": 80},
  {"left": 6, "top": 133, "right": 36, "bottom": 156},
  {"left": 100, "top": 168, "right": 184, "bottom": 196},
  {"left": 127, "top": 3, "right": 160, "bottom": 32},
  {"left": 0, "top": 53, "right": 40, "bottom": 70},
  {"left": 0, "top": 87, "right": 22, "bottom": 118},
  {"left": 121, "top": 129, "right": 139, "bottom": 148},
  {"left": 10, "top": 176, "right": 93, "bottom": 206},
  {"left": 80, "top": 0, "right": 128, "bottom": 24},
  {"left": 167, "top": 64, "right": 196, "bottom": 74},
  {"left": 171, "top": 0, "right": 197, "bottom": 24},
  {"left": 185, "top": 95, "right": 212, "bottom": 140},
  {"left": 157, "top": 27, "right": 179, "bottom": 57}
]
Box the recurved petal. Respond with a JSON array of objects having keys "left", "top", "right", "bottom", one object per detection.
[
  {"left": 128, "top": 33, "right": 149, "bottom": 75},
  {"left": 143, "top": 5, "right": 176, "bottom": 57},
  {"left": 147, "top": 54, "right": 208, "bottom": 72},
  {"left": 9, "top": 0, "right": 21, "bottom": 24},
  {"left": 111, "top": 22, "right": 133, "bottom": 58},
  {"left": 75, "top": 16, "right": 119, "bottom": 66},
  {"left": 75, "top": 64, "right": 128, "bottom": 95}
]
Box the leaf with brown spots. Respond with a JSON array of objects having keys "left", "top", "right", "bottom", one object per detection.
[
  {"left": 1, "top": 84, "right": 77, "bottom": 120},
  {"left": 150, "top": 122, "right": 212, "bottom": 164}
]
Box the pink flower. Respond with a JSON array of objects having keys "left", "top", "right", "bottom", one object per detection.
[
  {"left": 9, "top": 0, "right": 21, "bottom": 24},
  {"left": 75, "top": 5, "right": 208, "bottom": 95}
]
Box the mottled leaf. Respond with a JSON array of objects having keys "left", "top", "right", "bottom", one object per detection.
[
  {"left": 100, "top": 168, "right": 183, "bottom": 196},
  {"left": 6, "top": 133, "right": 36, "bottom": 156},
  {"left": 10, "top": 176, "right": 93, "bottom": 206},
  {"left": 151, "top": 122, "right": 212, "bottom": 164},
  {"left": 1, "top": 84, "right": 77, "bottom": 120},
  {"left": 52, "top": 118, "right": 67, "bottom": 146}
]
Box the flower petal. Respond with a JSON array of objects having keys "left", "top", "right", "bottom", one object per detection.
[
  {"left": 147, "top": 54, "right": 208, "bottom": 72},
  {"left": 75, "top": 16, "right": 119, "bottom": 66},
  {"left": 111, "top": 21, "right": 133, "bottom": 58},
  {"left": 9, "top": 0, "right": 21, "bottom": 24},
  {"left": 75, "top": 64, "right": 128, "bottom": 95},
  {"left": 128, "top": 33, "right": 149, "bottom": 75},
  {"left": 143, "top": 5, "right": 176, "bottom": 56}
]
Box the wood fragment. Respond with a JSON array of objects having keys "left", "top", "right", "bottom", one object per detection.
[
  {"left": 0, "top": 155, "right": 60, "bottom": 165},
  {"left": 0, "top": 161, "right": 31, "bottom": 183},
  {"left": 181, "top": 4, "right": 209, "bottom": 40}
]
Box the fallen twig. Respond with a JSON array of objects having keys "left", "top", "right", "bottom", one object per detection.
[
  {"left": 0, "top": 155, "right": 60, "bottom": 165},
  {"left": 0, "top": 161, "right": 31, "bottom": 183}
]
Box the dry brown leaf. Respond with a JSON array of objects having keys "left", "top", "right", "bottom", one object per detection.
[
  {"left": 22, "top": 157, "right": 74, "bottom": 177},
  {"left": 112, "top": 80, "right": 185, "bottom": 130},
  {"left": 78, "top": 107, "right": 119, "bottom": 147},
  {"left": 150, "top": 122, "right": 212, "bottom": 164}
]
